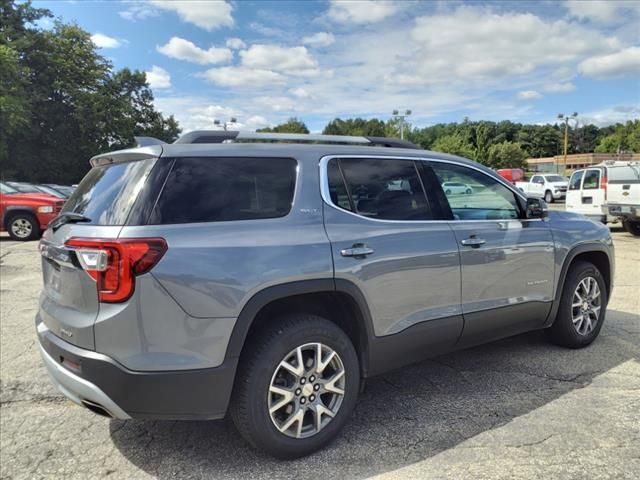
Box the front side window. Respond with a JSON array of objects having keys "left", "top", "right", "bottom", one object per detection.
[
  {"left": 431, "top": 162, "right": 521, "bottom": 220},
  {"left": 569, "top": 170, "right": 584, "bottom": 190},
  {"left": 327, "top": 158, "right": 432, "bottom": 221},
  {"left": 582, "top": 169, "right": 601, "bottom": 190},
  {"left": 532, "top": 176, "right": 544, "bottom": 184},
  {"left": 150, "top": 157, "right": 296, "bottom": 224}
]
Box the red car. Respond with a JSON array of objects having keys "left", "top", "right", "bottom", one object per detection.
[{"left": 0, "top": 182, "right": 65, "bottom": 241}]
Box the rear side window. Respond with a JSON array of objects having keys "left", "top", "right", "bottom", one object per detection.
[
  {"left": 583, "top": 169, "right": 600, "bottom": 190},
  {"left": 569, "top": 170, "right": 584, "bottom": 190},
  {"left": 327, "top": 158, "right": 432, "bottom": 221},
  {"left": 150, "top": 157, "right": 296, "bottom": 224},
  {"left": 63, "top": 158, "right": 156, "bottom": 225}
]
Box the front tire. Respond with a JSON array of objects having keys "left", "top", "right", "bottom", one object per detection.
[
  {"left": 7, "top": 213, "right": 40, "bottom": 241},
  {"left": 623, "top": 219, "right": 640, "bottom": 236},
  {"left": 230, "top": 314, "right": 360, "bottom": 459},
  {"left": 548, "top": 260, "right": 607, "bottom": 348},
  {"left": 544, "top": 190, "right": 554, "bottom": 203},
  {"left": 465, "top": 188, "right": 472, "bottom": 195}
]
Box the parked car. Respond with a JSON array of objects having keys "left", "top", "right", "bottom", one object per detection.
[
  {"left": 0, "top": 181, "right": 64, "bottom": 240},
  {"left": 515, "top": 174, "right": 568, "bottom": 203},
  {"left": 37, "top": 132, "right": 613, "bottom": 458},
  {"left": 441, "top": 181, "right": 473, "bottom": 195},
  {"left": 567, "top": 161, "right": 640, "bottom": 230},
  {"left": 496, "top": 168, "right": 524, "bottom": 184},
  {"left": 44, "top": 184, "right": 75, "bottom": 197}
]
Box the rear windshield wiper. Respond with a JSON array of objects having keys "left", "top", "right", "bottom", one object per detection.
[{"left": 50, "top": 212, "right": 92, "bottom": 232}]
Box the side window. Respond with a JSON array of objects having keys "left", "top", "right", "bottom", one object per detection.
[
  {"left": 569, "top": 170, "right": 584, "bottom": 190},
  {"left": 532, "top": 175, "right": 543, "bottom": 184},
  {"left": 327, "top": 158, "right": 432, "bottom": 220},
  {"left": 149, "top": 157, "right": 296, "bottom": 224},
  {"left": 431, "top": 162, "right": 521, "bottom": 220},
  {"left": 582, "top": 169, "right": 600, "bottom": 190}
]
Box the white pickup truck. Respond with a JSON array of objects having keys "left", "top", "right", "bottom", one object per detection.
[{"left": 516, "top": 174, "right": 568, "bottom": 203}]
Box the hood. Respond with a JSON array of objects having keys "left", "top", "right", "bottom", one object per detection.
[
  {"left": 4, "top": 192, "right": 61, "bottom": 203},
  {"left": 548, "top": 210, "right": 589, "bottom": 221}
]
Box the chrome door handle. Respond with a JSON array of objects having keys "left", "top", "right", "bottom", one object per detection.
[
  {"left": 340, "top": 245, "right": 374, "bottom": 257},
  {"left": 460, "top": 237, "right": 486, "bottom": 247}
]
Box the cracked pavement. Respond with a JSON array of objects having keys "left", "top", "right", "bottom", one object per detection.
[{"left": 1, "top": 225, "right": 638, "bottom": 480}]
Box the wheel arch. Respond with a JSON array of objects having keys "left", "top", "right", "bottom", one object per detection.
[
  {"left": 2, "top": 206, "right": 37, "bottom": 229},
  {"left": 224, "top": 279, "right": 376, "bottom": 378}
]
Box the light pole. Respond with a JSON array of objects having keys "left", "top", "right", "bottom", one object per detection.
[
  {"left": 213, "top": 117, "right": 238, "bottom": 131},
  {"left": 392, "top": 109, "right": 412, "bottom": 140},
  {"left": 557, "top": 112, "right": 578, "bottom": 175}
]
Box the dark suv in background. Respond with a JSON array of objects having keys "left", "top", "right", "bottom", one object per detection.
[{"left": 37, "top": 132, "right": 613, "bottom": 458}]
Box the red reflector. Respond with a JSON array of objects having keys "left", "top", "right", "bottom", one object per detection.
[
  {"left": 61, "top": 357, "right": 81, "bottom": 372},
  {"left": 65, "top": 238, "right": 167, "bottom": 303}
]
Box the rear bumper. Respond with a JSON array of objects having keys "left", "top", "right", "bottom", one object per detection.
[
  {"left": 37, "top": 319, "right": 237, "bottom": 420},
  {"left": 608, "top": 204, "right": 639, "bottom": 221}
]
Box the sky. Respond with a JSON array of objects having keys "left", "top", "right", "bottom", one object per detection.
[{"left": 36, "top": 0, "right": 640, "bottom": 133}]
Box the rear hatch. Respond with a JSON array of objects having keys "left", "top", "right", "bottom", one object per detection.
[
  {"left": 38, "top": 148, "right": 160, "bottom": 350},
  {"left": 606, "top": 164, "right": 640, "bottom": 208}
]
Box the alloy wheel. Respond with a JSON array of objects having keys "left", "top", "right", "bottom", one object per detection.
[
  {"left": 10, "top": 218, "right": 33, "bottom": 239},
  {"left": 268, "top": 342, "right": 346, "bottom": 439},
  {"left": 571, "top": 276, "right": 601, "bottom": 335}
]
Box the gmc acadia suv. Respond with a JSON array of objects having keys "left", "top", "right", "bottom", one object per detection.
[{"left": 37, "top": 132, "right": 614, "bottom": 458}]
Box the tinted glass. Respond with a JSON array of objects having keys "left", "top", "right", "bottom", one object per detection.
[
  {"left": 545, "top": 175, "right": 566, "bottom": 182},
  {"left": 532, "top": 176, "right": 543, "bottom": 184},
  {"left": 63, "top": 158, "right": 156, "bottom": 225},
  {"left": 327, "top": 160, "right": 351, "bottom": 211},
  {"left": 569, "top": 170, "right": 584, "bottom": 190},
  {"left": 432, "top": 163, "right": 520, "bottom": 220},
  {"left": 583, "top": 169, "right": 600, "bottom": 190},
  {"left": 150, "top": 157, "right": 296, "bottom": 224},
  {"left": 0, "top": 182, "right": 18, "bottom": 194},
  {"left": 329, "top": 158, "right": 431, "bottom": 220}
]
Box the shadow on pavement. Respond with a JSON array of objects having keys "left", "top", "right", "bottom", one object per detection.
[{"left": 110, "top": 309, "right": 639, "bottom": 480}]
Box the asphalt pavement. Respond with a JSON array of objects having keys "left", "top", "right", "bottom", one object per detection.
[{"left": 1, "top": 220, "right": 638, "bottom": 479}]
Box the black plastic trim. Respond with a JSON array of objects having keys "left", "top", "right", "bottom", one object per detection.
[{"left": 38, "top": 325, "right": 237, "bottom": 420}]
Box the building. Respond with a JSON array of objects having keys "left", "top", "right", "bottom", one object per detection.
[{"left": 527, "top": 153, "right": 640, "bottom": 174}]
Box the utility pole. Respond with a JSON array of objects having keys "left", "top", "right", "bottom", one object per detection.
[
  {"left": 391, "top": 109, "right": 412, "bottom": 139},
  {"left": 557, "top": 112, "right": 578, "bottom": 175},
  {"left": 213, "top": 117, "right": 237, "bottom": 131}
]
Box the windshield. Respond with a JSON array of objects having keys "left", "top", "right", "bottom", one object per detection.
[
  {"left": 544, "top": 175, "right": 566, "bottom": 182},
  {"left": 0, "top": 182, "right": 19, "bottom": 194}
]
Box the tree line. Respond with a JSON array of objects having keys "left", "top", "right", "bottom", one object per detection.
[
  {"left": 264, "top": 117, "right": 640, "bottom": 170},
  {"left": 1, "top": 1, "right": 638, "bottom": 184}
]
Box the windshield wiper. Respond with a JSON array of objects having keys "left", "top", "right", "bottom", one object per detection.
[{"left": 50, "top": 212, "right": 91, "bottom": 232}]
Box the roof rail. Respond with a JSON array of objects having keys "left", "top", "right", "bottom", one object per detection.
[{"left": 171, "top": 130, "right": 422, "bottom": 149}]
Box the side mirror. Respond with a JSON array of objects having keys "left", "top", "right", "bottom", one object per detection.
[{"left": 526, "top": 197, "right": 548, "bottom": 219}]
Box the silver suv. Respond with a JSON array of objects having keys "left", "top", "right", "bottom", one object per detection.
[{"left": 37, "top": 132, "right": 614, "bottom": 458}]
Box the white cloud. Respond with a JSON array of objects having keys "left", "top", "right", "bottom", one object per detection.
[
  {"left": 201, "top": 66, "right": 286, "bottom": 88},
  {"left": 254, "top": 96, "right": 299, "bottom": 112},
  {"left": 226, "top": 38, "right": 246, "bottom": 50},
  {"left": 543, "top": 82, "right": 576, "bottom": 93},
  {"left": 517, "top": 90, "right": 543, "bottom": 100},
  {"left": 565, "top": 0, "right": 640, "bottom": 25},
  {"left": 579, "top": 47, "right": 640, "bottom": 79},
  {"left": 148, "top": 0, "right": 233, "bottom": 31},
  {"left": 145, "top": 65, "right": 171, "bottom": 89},
  {"left": 407, "top": 6, "right": 619, "bottom": 84},
  {"left": 240, "top": 44, "right": 319, "bottom": 76},
  {"left": 157, "top": 37, "right": 232, "bottom": 65},
  {"left": 302, "top": 32, "right": 335, "bottom": 47},
  {"left": 118, "top": 2, "right": 159, "bottom": 21},
  {"left": 91, "top": 33, "right": 124, "bottom": 49},
  {"left": 290, "top": 87, "right": 311, "bottom": 98},
  {"left": 245, "top": 115, "right": 271, "bottom": 130},
  {"left": 578, "top": 105, "right": 640, "bottom": 127},
  {"left": 327, "top": 0, "right": 400, "bottom": 24}
]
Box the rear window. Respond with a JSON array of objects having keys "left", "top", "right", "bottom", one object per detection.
[
  {"left": 63, "top": 158, "right": 156, "bottom": 225},
  {"left": 149, "top": 157, "right": 297, "bottom": 224}
]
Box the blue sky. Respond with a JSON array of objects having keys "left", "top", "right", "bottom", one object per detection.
[{"left": 37, "top": 0, "right": 640, "bottom": 132}]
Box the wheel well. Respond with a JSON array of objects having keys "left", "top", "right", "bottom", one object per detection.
[
  {"left": 568, "top": 251, "right": 611, "bottom": 298},
  {"left": 2, "top": 208, "right": 36, "bottom": 229},
  {"left": 239, "top": 291, "right": 370, "bottom": 376}
]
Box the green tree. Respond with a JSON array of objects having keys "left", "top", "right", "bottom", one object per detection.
[
  {"left": 487, "top": 141, "right": 528, "bottom": 169},
  {"left": 323, "top": 117, "right": 386, "bottom": 136},
  {"left": 258, "top": 117, "right": 309, "bottom": 134},
  {"left": 431, "top": 133, "right": 476, "bottom": 159},
  {"left": 0, "top": 0, "right": 180, "bottom": 183}
]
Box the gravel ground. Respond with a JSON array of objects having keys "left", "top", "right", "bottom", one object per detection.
[{"left": 1, "top": 224, "right": 638, "bottom": 480}]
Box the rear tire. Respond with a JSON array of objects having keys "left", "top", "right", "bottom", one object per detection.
[
  {"left": 623, "top": 219, "right": 640, "bottom": 236},
  {"left": 548, "top": 260, "right": 607, "bottom": 348},
  {"left": 544, "top": 190, "right": 554, "bottom": 203},
  {"left": 6, "top": 213, "right": 40, "bottom": 241},
  {"left": 465, "top": 188, "right": 472, "bottom": 195},
  {"left": 230, "top": 314, "right": 359, "bottom": 459},
  {"left": 445, "top": 189, "right": 451, "bottom": 195}
]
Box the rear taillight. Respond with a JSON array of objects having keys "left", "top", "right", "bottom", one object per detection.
[
  {"left": 601, "top": 177, "right": 607, "bottom": 200},
  {"left": 65, "top": 238, "right": 167, "bottom": 303}
]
